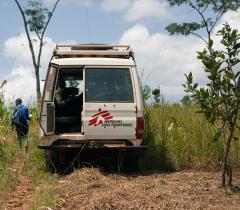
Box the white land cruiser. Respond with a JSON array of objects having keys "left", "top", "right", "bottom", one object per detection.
[{"left": 38, "top": 44, "right": 145, "bottom": 171}]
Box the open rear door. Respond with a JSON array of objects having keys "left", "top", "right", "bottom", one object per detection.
[{"left": 40, "top": 66, "right": 57, "bottom": 135}]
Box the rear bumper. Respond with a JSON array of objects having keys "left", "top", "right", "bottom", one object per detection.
[
  {"left": 38, "top": 140, "right": 148, "bottom": 151},
  {"left": 39, "top": 133, "right": 143, "bottom": 147}
]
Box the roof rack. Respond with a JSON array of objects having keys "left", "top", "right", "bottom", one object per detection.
[{"left": 53, "top": 44, "right": 134, "bottom": 59}]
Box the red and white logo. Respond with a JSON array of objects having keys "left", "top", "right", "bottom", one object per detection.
[{"left": 88, "top": 109, "right": 113, "bottom": 126}]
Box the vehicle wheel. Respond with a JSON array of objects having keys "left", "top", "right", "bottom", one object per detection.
[
  {"left": 124, "top": 151, "right": 140, "bottom": 173},
  {"left": 44, "top": 149, "right": 58, "bottom": 173}
]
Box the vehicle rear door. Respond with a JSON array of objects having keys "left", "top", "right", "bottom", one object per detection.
[
  {"left": 40, "top": 66, "right": 57, "bottom": 135},
  {"left": 83, "top": 67, "right": 137, "bottom": 140}
]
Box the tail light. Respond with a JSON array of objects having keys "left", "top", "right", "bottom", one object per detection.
[{"left": 136, "top": 117, "right": 144, "bottom": 139}]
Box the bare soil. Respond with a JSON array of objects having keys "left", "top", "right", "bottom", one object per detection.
[
  {"left": 55, "top": 168, "right": 240, "bottom": 210},
  {"left": 2, "top": 154, "right": 33, "bottom": 210}
]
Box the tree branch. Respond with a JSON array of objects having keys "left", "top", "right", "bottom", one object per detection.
[
  {"left": 189, "top": 1, "right": 211, "bottom": 40},
  {"left": 190, "top": 32, "right": 208, "bottom": 45},
  {"left": 37, "top": 0, "right": 60, "bottom": 68},
  {"left": 42, "top": 0, "right": 60, "bottom": 39},
  {"left": 14, "top": 0, "right": 37, "bottom": 68},
  {"left": 209, "top": 12, "right": 224, "bottom": 34},
  {"left": 201, "top": 4, "right": 208, "bottom": 14},
  {"left": 33, "top": 26, "right": 41, "bottom": 40}
]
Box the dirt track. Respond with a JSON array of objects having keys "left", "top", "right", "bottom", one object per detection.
[
  {"left": 55, "top": 168, "right": 240, "bottom": 210},
  {"left": 2, "top": 159, "right": 240, "bottom": 210},
  {"left": 2, "top": 154, "right": 33, "bottom": 210}
]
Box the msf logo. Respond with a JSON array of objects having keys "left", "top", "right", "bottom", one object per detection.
[{"left": 88, "top": 109, "right": 113, "bottom": 126}]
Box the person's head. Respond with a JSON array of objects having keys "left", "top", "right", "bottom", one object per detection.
[{"left": 15, "top": 98, "right": 22, "bottom": 105}]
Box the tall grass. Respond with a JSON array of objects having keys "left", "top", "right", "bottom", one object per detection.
[
  {"left": 22, "top": 110, "right": 57, "bottom": 210},
  {"left": 0, "top": 93, "right": 57, "bottom": 209},
  {"left": 0, "top": 93, "right": 19, "bottom": 204},
  {"left": 143, "top": 102, "right": 240, "bottom": 171}
]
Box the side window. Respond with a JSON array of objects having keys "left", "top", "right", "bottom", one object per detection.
[{"left": 44, "top": 66, "right": 57, "bottom": 101}]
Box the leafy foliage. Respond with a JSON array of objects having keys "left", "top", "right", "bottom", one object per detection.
[
  {"left": 25, "top": 1, "right": 50, "bottom": 34},
  {"left": 142, "top": 85, "right": 152, "bottom": 104},
  {"left": 184, "top": 24, "right": 240, "bottom": 186},
  {"left": 152, "top": 88, "right": 161, "bottom": 103},
  {"left": 181, "top": 95, "right": 195, "bottom": 105},
  {"left": 185, "top": 24, "right": 240, "bottom": 125},
  {"left": 168, "top": 0, "right": 240, "bottom": 13},
  {"left": 166, "top": 22, "right": 204, "bottom": 36},
  {"left": 166, "top": 0, "right": 240, "bottom": 45}
]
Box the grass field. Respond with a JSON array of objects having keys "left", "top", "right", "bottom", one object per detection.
[
  {"left": 143, "top": 104, "right": 240, "bottom": 171},
  {"left": 0, "top": 96, "right": 57, "bottom": 209}
]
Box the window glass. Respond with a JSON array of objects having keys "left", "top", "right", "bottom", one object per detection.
[
  {"left": 86, "top": 68, "right": 134, "bottom": 102},
  {"left": 55, "top": 69, "right": 83, "bottom": 96},
  {"left": 44, "top": 66, "right": 57, "bottom": 101}
]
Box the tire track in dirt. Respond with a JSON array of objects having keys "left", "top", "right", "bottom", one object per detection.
[{"left": 2, "top": 153, "right": 34, "bottom": 210}]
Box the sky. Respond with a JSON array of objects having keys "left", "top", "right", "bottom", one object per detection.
[{"left": 0, "top": 0, "right": 240, "bottom": 104}]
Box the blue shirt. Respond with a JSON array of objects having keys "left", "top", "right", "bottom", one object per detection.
[{"left": 12, "top": 104, "right": 29, "bottom": 126}]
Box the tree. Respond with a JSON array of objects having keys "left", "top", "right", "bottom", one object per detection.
[
  {"left": 142, "top": 85, "right": 152, "bottom": 104},
  {"left": 181, "top": 95, "right": 193, "bottom": 105},
  {"left": 184, "top": 24, "right": 240, "bottom": 187},
  {"left": 68, "top": 80, "right": 79, "bottom": 88},
  {"left": 166, "top": 0, "right": 240, "bottom": 187},
  {"left": 166, "top": 0, "right": 240, "bottom": 50},
  {"left": 152, "top": 87, "right": 160, "bottom": 103},
  {"left": 139, "top": 69, "right": 153, "bottom": 104},
  {"left": 14, "top": 0, "right": 60, "bottom": 101}
]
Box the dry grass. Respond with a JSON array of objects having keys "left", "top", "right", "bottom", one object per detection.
[{"left": 55, "top": 168, "right": 240, "bottom": 210}]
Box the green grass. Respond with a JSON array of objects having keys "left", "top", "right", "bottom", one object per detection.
[
  {"left": 22, "top": 121, "right": 58, "bottom": 210},
  {"left": 0, "top": 96, "right": 19, "bottom": 204},
  {"left": 24, "top": 143, "right": 57, "bottom": 210},
  {"left": 0, "top": 94, "right": 57, "bottom": 209},
  {"left": 143, "top": 103, "right": 240, "bottom": 171},
  {"left": 1, "top": 94, "right": 240, "bottom": 207}
]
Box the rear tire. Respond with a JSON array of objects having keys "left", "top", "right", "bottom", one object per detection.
[
  {"left": 44, "top": 149, "right": 58, "bottom": 173},
  {"left": 124, "top": 151, "right": 140, "bottom": 173}
]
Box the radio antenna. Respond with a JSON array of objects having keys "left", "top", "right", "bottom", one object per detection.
[{"left": 85, "top": 7, "right": 93, "bottom": 45}]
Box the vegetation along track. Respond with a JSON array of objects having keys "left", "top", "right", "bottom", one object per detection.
[
  {"left": 1, "top": 104, "right": 240, "bottom": 209},
  {"left": 2, "top": 154, "right": 33, "bottom": 210}
]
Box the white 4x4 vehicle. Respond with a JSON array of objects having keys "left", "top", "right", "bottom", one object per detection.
[{"left": 38, "top": 45, "right": 145, "bottom": 171}]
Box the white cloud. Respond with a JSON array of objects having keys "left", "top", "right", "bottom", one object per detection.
[
  {"left": 119, "top": 24, "right": 204, "bottom": 99},
  {"left": 117, "top": 9, "right": 240, "bottom": 99},
  {"left": 201, "top": 10, "right": 240, "bottom": 53},
  {"left": 124, "top": 0, "right": 170, "bottom": 21},
  {"left": 101, "top": 0, "right": 171, "bottom": 21},
  {"left": 3, "top": 67, "right": 37, "bottom": 105},
  {"left": 3, "top": 33, "right": 55, "bottom": 104},
  {"left": 48, "top": 0, "right": 171, "bottom": 21},
  {"left": 214, "top": 9, "right": 240, "bottom": 33},
  {"left": 102, "top": 0, "right": 131, "bottom": 11}
]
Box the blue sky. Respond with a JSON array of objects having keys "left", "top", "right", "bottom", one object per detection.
[{"left": 0, "top": 0, "right": 240, "bottom": 103}]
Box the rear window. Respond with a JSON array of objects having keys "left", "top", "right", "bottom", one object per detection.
[{"left": 85, "top": 68, "right": 134, "bottom": 102}]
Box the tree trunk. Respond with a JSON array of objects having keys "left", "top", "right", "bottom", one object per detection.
[
  {"left": 35, "top": 65, "right": 41, "bottom": 102},
  {"left": 222, "top": 131, "right": 234, "bottom": 186}
]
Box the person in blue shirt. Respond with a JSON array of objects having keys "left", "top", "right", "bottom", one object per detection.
[{"left": 11, "top": 98, "right": 30, "bottom": 151}]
